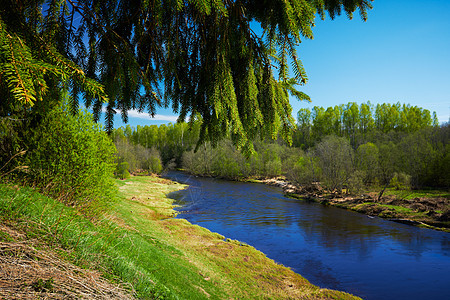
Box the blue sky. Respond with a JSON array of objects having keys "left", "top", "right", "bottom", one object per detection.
[{"left": 110, "top": 0, "right": 450, "bottom": 128}]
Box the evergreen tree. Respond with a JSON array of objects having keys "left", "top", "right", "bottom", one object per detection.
[{"left": 1, "top": 0, "right": 372, "bottom": 155}]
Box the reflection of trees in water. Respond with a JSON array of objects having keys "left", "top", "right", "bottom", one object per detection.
[
  {"left": 167, "top": 171, "right": 450, "bottom": 260},
  {"left": 238, "top": 196, "right": 296, "bottom": 228},
  {"left": 441, "top": 239, "right": 450, "bottom": 257},
  {"left": 296, "top": 204, "right": 449, "bottom": 259},
  {"left": 297, "top": 206, "right": 381, "bottom": 259},
  {"left": 393, "top": 231, "right": 431, "bottom": 260},
  {"left": 300, "top": 257, "right": 341, "bottom": 289}
]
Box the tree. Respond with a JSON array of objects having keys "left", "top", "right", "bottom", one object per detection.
[
  {"left": 359, "top": 102, "right": 374, "bottom": 134},
  {"left": 314, "top": 135, "right": 354, "bottom": 192},
  {"left": 375, "top": 103, "right": 396, "bottom": 133},
  {"left": 312, "top": 106, "right": 330, "bottom": 140},
  {"left": 1, "top": 0, "right": 372, "bottom": 155},
  {"left": 376, "top": 142, "right": 399, "bottom": 200},
  {"left": 355, "top": 142, "right": 379, "bottom": 184},
  {"left": 295, "top": 108, "right": 312, "bottom": 149},
  {"left": 398, "top": 130, "right": 436, "bottom": 188},
  {"left": 331, "top": 105, "right": 344, "bottom": 136},
  {"left": 285, "top": 150, "right": 320, "bottom": 186},
  {"left": 342, "top": 102, "right": 360, "bottom": 147}
]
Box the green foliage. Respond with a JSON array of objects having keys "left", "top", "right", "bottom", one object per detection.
[
  {"left": 286, "top": 152, "right": 321, "bottom": 186},
  {"left": 181, "top": 139, "right": 288, "bottom": 180},
  {"left": 397, "top": 129, "right": 436, "bottom": 187},
  {"left": 117, "top": 113, "right": 448, "bottom": 192},
  {"left": 113, "top": 135, "right": 163, "bottom": 175},
  {"left": 0, "top": 0, "right": 372, "bottom": 151},
  {"left": 390, "top": 172, "right": 411, "bottom": 190},
  {"left": 376, "top": 142, "right": 399, "bottom": 186},
  {"left": 0, "top": 117, "right": 27, "bottom": 178},
  {"left": 149, "top": 156, "right": 163, "bottom": 174},
  {"left": 23, "top": 101, "right": 116, "bottom": 209},
  {"left": 0, "top": 16, "right": 107, "bottom": 112},
  {"left": 113, "top": 122, "right": 201, "bottom": 168},
  {"left": 348, "top": 170, "right": 366, "bottom": 195},
  {"left": 32, "top": 278, "right": 54, "bottom": 292},
  {"left": 356, "top": 142, "right": 379, "bottom": 184},
  {"left": 115, "top": 162, "right": 130, "bottom": 180},
  {"left": 257, "top": 142, "right": 283, "bottom": 178},
  {"left": 314, "top": 135, "right": 354, "bottom": 192},
  {"left": 294, "top": 101, "right": 437, "bottom": 148}
]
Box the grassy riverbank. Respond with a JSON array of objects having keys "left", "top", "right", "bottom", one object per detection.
[{"left": 0, "top": 176, "right": 360, "bottom": 299}]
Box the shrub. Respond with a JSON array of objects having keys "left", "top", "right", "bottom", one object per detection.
[
  {"left": 148, "top": 155, "right": 163, "bottom": 174},
  {"left": 24, "top": 101, "right": 117, "bottom": 209},
  {"left": 115, "top": 162, "right": 131, "bottom": 179},
  {"left": 114, "top": 136, "right": 163, "bottom": 174},
  {"left": 390, "top": 172, "right": 411, "bottom": 190},
  {"left": 286, "top": 153, "right": 321, "bottom": 186},
  {"left": 348, "top": 170, "right": 366, "bottom": 195}
]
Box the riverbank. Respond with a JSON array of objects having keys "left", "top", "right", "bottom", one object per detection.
[
  {"left": 261, "top": 178, "right": 450, "bottom": 232},
  {"left": 0, "top": 176, "right": 361, "bottom": 299}
]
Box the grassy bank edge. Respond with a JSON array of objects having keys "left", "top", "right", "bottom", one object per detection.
[{"left": 0, "top": 176, "right": 361, "bottom": 299}]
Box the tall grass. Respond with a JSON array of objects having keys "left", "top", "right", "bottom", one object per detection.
[{"left": 0, "top": 184, "right": 215, "bottom": 299}]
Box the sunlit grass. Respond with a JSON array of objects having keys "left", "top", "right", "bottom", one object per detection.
[
  {"left": 383, "top": 188, "right": 450, "bottom": 200},
  {"left": 0, "top": 177, "right": 362, "bottom": 299}
]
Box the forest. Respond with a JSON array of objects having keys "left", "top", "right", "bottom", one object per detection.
[
  {"left": 112, "top": 101, "right": 449, "bottom": 194},
  {"left": 1, "top": 0, "right": 449, "bottom": 298}
]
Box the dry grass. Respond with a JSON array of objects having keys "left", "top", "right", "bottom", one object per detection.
[
  {"left": 0, "top": 224, "right": 133, "bottom": 300},
  {"left": 0, "top": 175, "right": 361, "bottom": 299},
  {"left": 114, "top": 175, "right": 361, "bottom": 300}
]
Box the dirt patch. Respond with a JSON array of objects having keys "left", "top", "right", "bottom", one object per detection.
[{"left": 0, "top": 224, "right": 134, "bottom": 299}]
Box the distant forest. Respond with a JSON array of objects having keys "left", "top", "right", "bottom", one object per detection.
[{"left": 112, "top": 102, "right": 449, "bottom": 192}]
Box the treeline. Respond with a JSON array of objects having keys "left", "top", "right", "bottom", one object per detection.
[
  {"left": 112, "top": 102, "right": 448, "bottom": 192},
  {"left": 182, "top": 125, "right": 449, "bottom": 191},
  {"left": 182, "top": 140, "right": 295, "bottom": 180},
  {"left": 111, "top": 121, "right": 292, "bottom": 179},
  {"left": 294, "top": 102, "right": 439, "bottom": 148},
  {"left": 111, "top": 122, "right": 201, "bottom": 177}
]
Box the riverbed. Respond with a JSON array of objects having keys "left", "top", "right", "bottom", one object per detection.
[{"left": 164, "top": 171, "right": 450, "bottom": 300}]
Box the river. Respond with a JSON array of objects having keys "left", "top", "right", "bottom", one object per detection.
[{"left": 164, "top": 171, "right": 450, "bottom": 300}]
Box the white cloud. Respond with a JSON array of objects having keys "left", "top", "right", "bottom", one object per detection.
[{"left": 127, "top": 109, "right": 179, "bottom": 122}]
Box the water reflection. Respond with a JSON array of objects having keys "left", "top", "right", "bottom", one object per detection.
[{"left": 164, "top": 171, "right": 450, "bottom": 300}]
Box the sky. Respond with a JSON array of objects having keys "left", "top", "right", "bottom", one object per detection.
[{"left": 109, "top": 0, "right": 450, "bottom": 128}]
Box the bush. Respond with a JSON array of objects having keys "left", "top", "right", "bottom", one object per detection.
[
  {"left": 390, "top": 172, "right": 411, "bottom": 190},
  {"left": 348, "top": 170, "right": 366, "bottom": 195},
  {"left": 286, "top": 152, "right": 321, "bottom": 186},
  {"left": 23, "top": 102, "right": 117, "bottom": 209},
  {"left": 114, "top": 136, "right": 163, "bottom": 175},
  {"left": 148, "top": 155, "right": 163, "bottom": 174},
  {"left": 115, "top": 162, "right": 131, "bottom": 179}
]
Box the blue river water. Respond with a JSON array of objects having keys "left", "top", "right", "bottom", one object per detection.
[{"left": 164, "top": 171, "right": 450, "bottom": 300}]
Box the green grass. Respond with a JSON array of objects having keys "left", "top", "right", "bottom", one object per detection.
[
  {"left": 0, "top": 177, "right": 362, "bottom": 299},
  {"left": 378, "top": 204, "right": 415, "bottom": 214},
  {"left": 383, "top": 188, "right": 450, "bottom": 200},
  {"left": 0, "top": 182, "right": 214, "bottom": 298}
]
